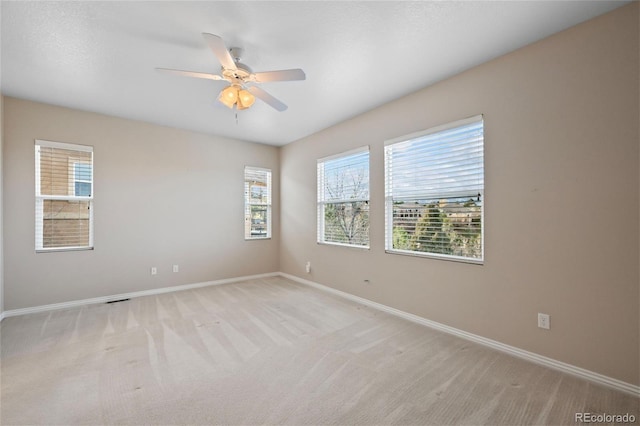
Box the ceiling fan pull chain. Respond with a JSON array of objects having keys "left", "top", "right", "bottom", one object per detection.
[{"left": 235, "top": 112, "right": 239, "bottom": 125}]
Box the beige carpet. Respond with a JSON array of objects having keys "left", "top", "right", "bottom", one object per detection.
[{"left": 1, "top": 276, "right": 638, "bottom": 425}]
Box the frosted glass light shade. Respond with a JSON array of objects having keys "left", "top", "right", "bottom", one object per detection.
[
  {"left": 218, "top": 86, "right": 239, "bottom": 108},
  {"left": 238, "top": 89, "right": 255, "bottom": 109}
]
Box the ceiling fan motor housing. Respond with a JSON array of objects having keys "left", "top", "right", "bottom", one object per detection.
[{"left": 222, "top": 65, "right": 252, "bottom": 83}]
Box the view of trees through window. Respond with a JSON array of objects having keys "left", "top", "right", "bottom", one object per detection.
[
  {"left": 391, "top": 196, "right": 482, "bottom": 258},
  {"left": 323, "top": 190, "right": 369, "bottom": 247},
  {"left": 318, "top": 149, "right": 369, "bottom": 247}
]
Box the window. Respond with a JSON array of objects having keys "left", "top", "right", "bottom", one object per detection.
[
  {"left": 35, "top": 140, "right": 94, "bottom": 251},
  {"left": 384, "top": 116, "right": 484, "bottom": 263},
  {"left": 317, "top": 147, "right": 370, "bottom": 248},
  {"left": 244, "top": 167, "right": 271, "bottom": 239}
]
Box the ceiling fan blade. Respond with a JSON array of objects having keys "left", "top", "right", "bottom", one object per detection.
[
  {"left": 248, "top": 86, "right": 288, "bottom": 111},
  {"left": 202, "top": 33, "right": 236, "bottom": 71},
  {"left": 156, "top": 68, "right": 224, "bottom": 81},
  {"left": 253, "top": 69, "right": 306, "bottom": 83}
]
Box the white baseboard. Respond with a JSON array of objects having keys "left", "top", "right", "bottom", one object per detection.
[
  {"left": 1, "top": 272, "right": 279, "bottom": 319},
  {"left": 279, "top": 272, "right": 640, "bottom": 398}
]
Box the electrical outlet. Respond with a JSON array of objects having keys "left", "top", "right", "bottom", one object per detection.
[
  {"left": 305, "top": 261, "right": 311, "bottom": 274},
  {"left": 538, "top": 313, "right": 550, "bottom": 330},
  {"left": 151, "top": 267, "right": 157, "bottom": 275},
  {"left": 173, "top": 265, "right": 179, "bottom": 273}
]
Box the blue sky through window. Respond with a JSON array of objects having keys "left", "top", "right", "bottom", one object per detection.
[
  {"left": 386, "top": 121, "right": 483, "bottom": 201},
  {"left": 322, "top": 150, "right": 369, "bottom": 201}
]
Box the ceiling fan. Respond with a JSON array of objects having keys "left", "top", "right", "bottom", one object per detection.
[{"left": 157, "top": 33, "right": 305, "bottom": 112}]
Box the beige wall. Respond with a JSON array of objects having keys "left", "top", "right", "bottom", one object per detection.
[
  {"left": 280, "top": 4, "right": 639, "bottom": 386},
  {"left": 1, "top": 95, "right": 4, "bottom": 314},
  {"left": 3, "top": 97, "right": 279, "bottom": 309}
]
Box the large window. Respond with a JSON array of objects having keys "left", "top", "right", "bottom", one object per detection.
[
  {"left": 35, "top": 140, "right": 94, "bottom": 251},
  {"left": 384, "top": 116, "right": 484, "bottom": 263},
  {"left": 317, "top": 147, "right": 370, "bottom": 248},
  {"left": 244, "top": 167, "right": 272, "bottom": 239}
]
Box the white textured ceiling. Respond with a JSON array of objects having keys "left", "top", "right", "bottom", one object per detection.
[{"left": 1, "top": 1, "right": 629, "bottom": 146}]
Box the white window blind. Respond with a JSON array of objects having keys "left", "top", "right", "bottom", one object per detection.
[
  {"left": 384, "top": 116, "right": 484, "bottom": 263},
  {"left": 317, "top": 147, "right": 370, "bottom": 247},
  {"left": 244, "top": 167, "right": 272, "bottom": 239},
  {"left": 35, "top": 140, "right": 94, "bottom": 252}
]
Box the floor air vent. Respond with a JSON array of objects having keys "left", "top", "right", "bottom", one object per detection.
[{"left": 105, "top": 298, "right": 130, "bottom": 304}]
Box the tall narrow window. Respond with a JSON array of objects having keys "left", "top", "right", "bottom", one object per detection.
[
  {"left": 385, "top": 116, "right": 484, "bottom": 263},
  {"left": 244, "top": 167, "right": 272, "bottom": 239},
  {"left": 317, "top": 147, "right": 370, "bottom": 248},
  {"left": 35, "top": 140, "right": 94, "bottom": 252}
]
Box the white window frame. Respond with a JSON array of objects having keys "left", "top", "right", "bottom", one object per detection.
[
  {"left": 244, "top": 166, "right": 272, "bottom": 240},
  {"left": 35, "top": 140, "right": 94, "bottom": 252},
  {"left": 384, "top": 116, "right": 484, "bottom": 264},
  {"left": 317, "top": 146, "right": 370, "bottom": 249}
]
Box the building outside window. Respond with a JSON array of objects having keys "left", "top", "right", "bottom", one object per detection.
[{"left": 73, "top": 162, "right": 92, "bottom": 196}]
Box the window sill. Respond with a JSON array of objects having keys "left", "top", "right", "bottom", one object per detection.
[
  {"left": 385, "top": 249, "right": 483, "bottom": 265},
  {"left": 36, "top": 247, "right": 94, "bottom": 253},
  {"left": 317, "top": 241, "right": 370, "bottom": 250}
]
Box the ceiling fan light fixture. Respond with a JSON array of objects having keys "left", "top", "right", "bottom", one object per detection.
[
  {"left": 218, "top": 85, "right": 239, "bottom": 108},
  {"left": 219, "top": 85, "right": 255, "bottom": 110}
]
